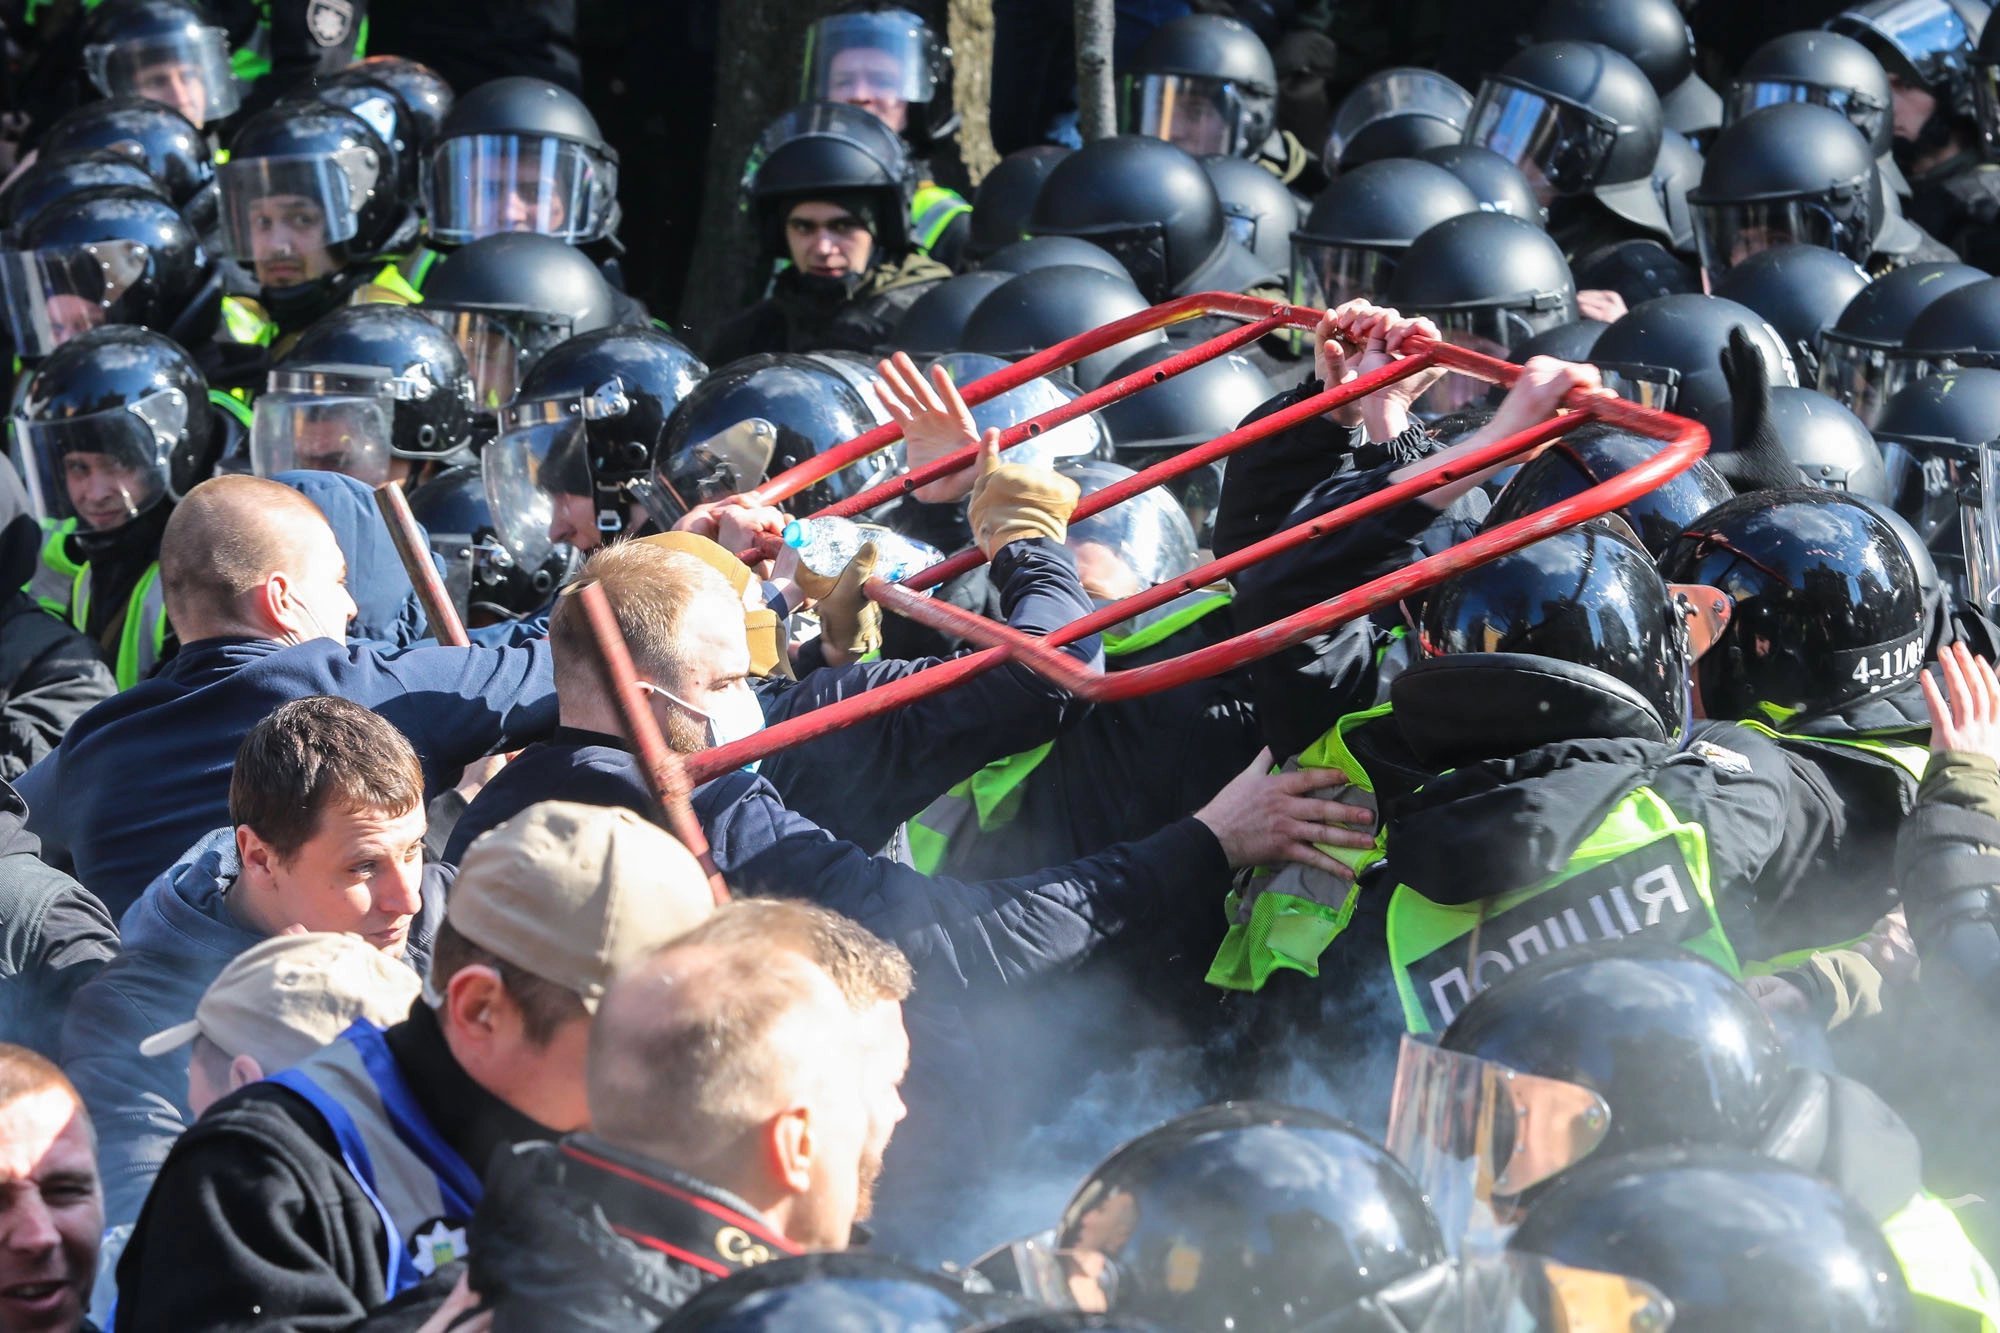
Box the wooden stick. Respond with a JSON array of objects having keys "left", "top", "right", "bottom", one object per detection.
[
  {"left": 576, "top": 582, "right": 730, "bottom": 905},
  {"left": 373, "top": 481, "right": 469, "bottom": 648}
]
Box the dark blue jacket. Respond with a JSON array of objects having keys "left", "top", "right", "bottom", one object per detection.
[
  {"left": 16, "top": 636, "right": 554, "bottom": 918},
  {"left": 274, "top": 471, "right": 431, "bottom": 652}
]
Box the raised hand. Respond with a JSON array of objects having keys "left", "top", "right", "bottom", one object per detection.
[
  {"left": 1924, "top": 641, "right": 2000, "bottom": 762},
  {"left": 877, "top": 350, "right": 981, "bottom": 503}
]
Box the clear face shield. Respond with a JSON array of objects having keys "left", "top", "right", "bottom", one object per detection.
[
  {"left": 1466, "top": 83, "right": 1619, "bottom": 205},
  {"left": 1125, "top": 73, "right": 1274, "bottom": 157},
  {"left": 1064, "top": 486, "right": 1200, "bottom": 601},
  {"left": 1689, "top": 189, "right": 1874, "bottom": 281},
  {"left": 1407, "top": 307, "right": 1547, "bottom": 418},
  {"left": 83, "top": 24, "right": 240, "bottom": 127},
  {"left": 1726, "top": 78, "right": 1889, "bottom": 149},
  {"left": 1325, "top": 69, "right": 1475, "bottom": 170},
  {"left": 485, "top": 391, "right": 622, "bottom": 561},
  {"left": 1290, "top": 238, "right": 1399, "bottom": 311},
  {"left": 1878, "top": 432, "right": 2000, "bottom": 607},
  {"left": 1815, "top": 335, "right": 1924, "bottom": 426},
  {"left": 929, "top": 351, "right": 1109, "bottom": 468},
  {"left": 802, "top": 10, "right": 937, "bottom": 135},
  {"left": 12, "top": 386, "right": 185, "bottom": 532},
  {"left": 0, "top": 241, "right": 149, "bottom": 358},
  {"left": 249, "top": 367, "right": 397, "bottom": 485},
  {"left": 1851, "top": 0, "right": 1975, "bottom": 83},
  {"left": 218, "top": 148, "right": 379, "bottom": 288},
  {"left": 424, "top": 133, "right": 619, "bottom": 245},
  {"left": 1385, "top": 1035, "right": 1613, "bottom": 1258},
  {"left": 419, "top": 305, "right": 575, "bottom": 411}
]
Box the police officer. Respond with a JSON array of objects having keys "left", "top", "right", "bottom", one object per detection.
[
  {"left": 1872, "top": 366, "right": 2000, "bottom": 608},
  {"left": 1532, "top": 0, "right": 1722, "bottom": 139},
  {"left": 707, "top": 102, "right": 950, "bottom": 365},
  {"left": 1200, "top": 152, "right": 1301, "bottom": 282},
  {"left": 15, "top": 326, "right": 223, "bottom": 688},
  {"left": 405, "top": 466, "right": 578, "bottom": 629},
  {"left": 1713, "top": 243, "right": 1873, "bottom": 386},
  {"left": 798, "top": 4, "right": 973, "bottom": 269},
  {"left": 958, "top": 262, "right": 1165, "bottom": 389},
  {"left": 1589, "top": 292, "right": 1797, "bottom": 419},
  {"left": 1320, "top": 67, "right": 1473, "bottom": 174},
  {"left": 36, "top": 98, "right": 219, "bottom": 247},
  {"left": 1123, "top": 13, "right": 1320, "bottom": 192},
  {"left": 962, "top": 145, "right": 1068, "bottom": 267},
  {"left": 77, "top": 0, "right": 239, "bottom": 131},
  {"left": 1289, "top": 159, "right": 1479, "bottom": 313},
  {"left": 0, "top": 149, "right": 172, "bottom": 237},
  {"left": 1820, "top": 261, "right": 1988, "bottom": 422},
  {"left": 1476, "top": 420, "right": 1735, "bottom": 559},
  {"left": 1727, "top": 30, "right": 1910, "bottom": 198}
]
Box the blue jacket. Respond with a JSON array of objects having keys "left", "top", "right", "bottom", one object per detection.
[
  {"left": 59, "top": 828, "right": 443, "bottom": 1230},
  {"left": 274, "top": 471, "right": 431, "bottom": 652},
  {"left": 16, "top": 636, "right": 554, "bottom": 917}
]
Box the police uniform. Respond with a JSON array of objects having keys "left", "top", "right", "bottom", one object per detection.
[
  {"left": 704, "top": 251, "right": 951, "bottom": 366},
  {"left": 910, "top": 180, "right": 973, "bottom": 270}
]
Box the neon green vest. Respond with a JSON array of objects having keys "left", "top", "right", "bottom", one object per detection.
[
  {"left": 911, "top": 184, "right": 971, "bottom": 255},
  {"left": 36, "top": 519, "right": 169, "bottom": 690},
  {"left": 1883, "top": 1193, "right": 2000, "bottom": 1332},
  {"left": 220, "top": 294, "right": 277, "bottom": 348},
  {"left": 229, "top": 4, "right": 368, "bottom": 82},
  {"left": 1387, "top": 786, "right": 1737, "bottom": 1033}
]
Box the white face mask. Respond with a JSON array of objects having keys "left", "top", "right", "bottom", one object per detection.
[{"left": 644, "top": 681, "right": 767, "bottom": 772}]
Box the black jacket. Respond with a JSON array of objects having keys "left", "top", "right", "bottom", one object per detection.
[
  {"left": 704, "top": 254, "right": 951, "bottom": 364},
  {"left": 114, "top": 1001, "right": 556, "bottom": 1333},
  {"left": 0, "top": 778, "right": 114, "bottom": 1062},
  {"left": 0, "top": 459, "right": 114, "bottom": 776}
]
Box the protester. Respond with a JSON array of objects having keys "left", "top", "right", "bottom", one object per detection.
[
  {"left": 0, "top": 785, "right": 114, "bottom": 1069},
  {"left": 0, "top": 1046, "right": 100, "bottom": 1333}
]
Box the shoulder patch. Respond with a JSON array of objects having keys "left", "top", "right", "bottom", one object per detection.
[
  {"left": 1690, "top": 739, "right": 1752, "bottom": 776},
  {"left": 306, "top": 0, "right": 355, "bottom": 46}
]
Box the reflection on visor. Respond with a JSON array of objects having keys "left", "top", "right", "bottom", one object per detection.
[
  {"left": 1290, "top": 240, "right": 1398, "bottom": 311},
  {"left": 0, "top": 241, "right": 149, "bottom": 357},
  {"left": 421, "top": 306, "right": 575, "bottom": 409},
  {"left": 1726, "top": 80, "right": 1887, "bottom": 145},
  {"left": 485, "top": 407, "right": 593, "bottom": 562},
  {"left": 1127, "top": 73, "right": 1269, "bottom": 157},
  {"left": 1595, "top": 364, "right": 1683, "bottom": 411},
  {"left": 1689, "top": 196, "right": 1871, "bottom": 279},
  {"left": 1386, "top": 1035, "right": 1612, "bottom": 1254},
  {"left": 217, "top": 148, "right": 377, "bottom": 263},
  {"left": 1815, "top": 336, "right": 1923, "bottom": 426},
  {"left": 1326, "top": 69, "right": 1474, "bottom": 168},
  {"left": 425, "top": 134, "right": 619, "bottom": 245},
  {"left": 1408, "top": 313, "right": 1537, "bottom": 418},
  {"left": 83, "top": 26, "right": 240, "bottom": 125},
  {"left": 1464, "top": 1252, "right": 1677, "bottom": 1333},
  {"left": 12, "top": 386, "right": 185, "bottom": 531},
  {"left": 1467, "top": 83, "right": 1616, "bottom": 200},
  {"left": 1862, "top": 0, "right": 1972, "bottom": 68}
]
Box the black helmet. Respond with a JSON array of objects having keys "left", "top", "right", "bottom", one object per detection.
[
  {"left": 1289, "top": 159, "right": 1479, "bottom": 311},
  {"left": 799, "top": 6, "right": 959, "bottom": 150},
  {"left": 1416, "top": 143, "right": 1547, "bottom": 225},
  {"left": 80, "top": 0, "right": 238, "bottom": 128},
  {"left": 1120, "top": 14, "right": 1277, "bottom": 159},
  {"left": 1465, "top": 42, "right": 1665, "bottom": 227},
  {"left": 746, "top": 101, "right": 916, "bottom": 259},
  {"left": 1027, "top": 135, "right": 1268, "bottom": 304},
  {"left": 1510, "top": 1147, "right": 1913, "bottom": 1333},
  {"left": 349, "top": 56, "right": 455, "bottom": 150},
  {"left": 1712, "top": 243, "right": 1871, "bottom": 385},
  {"left": 1384, "top": 212, "right": 1578, "bottom": 416},
  {"left": 1321, "top": 67, "right": 1473, "bottom": 172},
  {"left": 925, "top": 350, "right": 1111, "bottom": 468},
  {"left": 1830, "top": 0, "right": 1988, "bottom": 115},
  {"left": 655, "top": 1252, "right": 1010, "bottom": 1333},
  {"left": 1047, "top": 1103, "right": 1448, "bottom": 1332},
  {"left": 313, "top": 67, "right": 423, "bottom": 203},
  {"left": 1728, "top": 31, "right": 1897, "bottom": 162},
  {"left": 1198, "top": 154, "right": 1299, "bottom": 276},
  {"left": 1532, "top": 0, "right": 1720, "bottom": 135},
  {"left": 1512, "top": 318, "right": 1609, "bottom": 363},
  {"left": 1685, "top": 103, "right": 1880, "bottom": 283},
  {"left": 1699, "top": 385, "right": 1891, "bottom": 498},
  {"left": 1817, "top": 261, "right": 1987, "bottom": 422},
  {"left": 960, "top": 265, "right": 1167, "bottom": 389},
  {"left": 966, "top": 145, "right": 1068, "bottom": 263},
  {"left": 218, "top": 101, "right": 402, "bottom": 293},
  {"left": 1095, "top": 341, "right": 1274, "bottom": 545},
  {"left": 653, "top": 352, "right": 895, "bottom": 524},
  {"left": 1871, "top": 367, "right": 2000, "bottom": 602},
  {"left": 1481, "top": 422, "right": 1734, "bottom": 558},
  {"left": 41, "top": 97, "right": 213, "bottom": 211},
  {"left": 0, "top": 150, "right": 170, "bottom": 236},
  {"left": 1591, "top": 293, "right": 1796, "bottom": 417},
  {"left": 1394, "top": 524, "right": 1691, "bottom": 766},
  {"left": 1901, "top": 274, "right": 2000, "bottom": 370},
  {"left": 890, "top": 270, "right": 1010, "bottom": 352},
  {"left": 419, "top": 232, "right": 624, "bottom": 410},
  {"left": 1662, "top": 488, "right": 1925, "bottom": 720},
  {"left": 424, "top": 76, "right": 620, "bottom": 247},
  {"left": 487, "top": 327, "right": 707, "bottom": 549},
  {"left": 1057, "top": 458, "right": 1201, "bottom": 603},
  {"left": 259, "top": 304, "right": 479, "bottom": 481},
  {"left": 8, "top": 186, "right": 213, "bottom": 355},
  {"left": 979, "top": 234, "right": 1133, "bottom": 281},
  {"left": 405, "top": 465, "right": 578, "bottom": 625},
  {"left": 12, "top": 324, "right": 216, "bottom": 534}
]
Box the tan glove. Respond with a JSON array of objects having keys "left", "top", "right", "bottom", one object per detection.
[
  {"left": 966, "top": 435, "right": 1080, "bottom": 557},
  {"left": 816, "top": 541, "right": 882, "bottom": 664}
]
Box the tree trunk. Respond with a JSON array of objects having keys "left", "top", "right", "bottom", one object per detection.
[
  {"left": 1074, "top": 0, "right": 1116, "bottom": 142},
  {"left": 948, "top": 0, "right": 1000, "bottom": 183}
]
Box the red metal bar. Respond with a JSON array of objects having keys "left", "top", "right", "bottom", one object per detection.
[
  {"left": 374, "top": 480, "right": 469, "bottom": 647},
  {"left": 577, "top": 583, "right": 731, "bottom": 904}
]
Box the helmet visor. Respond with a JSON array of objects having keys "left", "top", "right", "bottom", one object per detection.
[
  {"left": 1849, "top": 0, "right": 1975, "bottom": 80},
  {"left": 485, "top": 399, "right": 590, "bottom": 563},
  {"left": 1466, "top": 83, "right": 1617, "bottom": 201},
  {"left": 1406, "top": 308, "right": 1542, "bottom": 417},
  {"left": 1125, "top": 73, "right": 1270, "bottom": 157},
  {"left": 930, "top": 351, "right": 1107, "bottom": 466},
  {"left": 12, "top": 387, "right": 185, "bottom": 530},
  {"left": 1064, "top": 490, "right": 1199, "bottom": 596},
  {"left": 1385, "top": 1035, "right": 1612, "bottom": 1254},
  {"left": 0, "top": 241, "right": 150, "bottom": 357},
  {"left": 249, "top": 369, "right": 396, "bottom": 485},
  {"left": 419, "top": 305, "right": 575, "bottom": 410},
  {"left": 1816, "top": 334, "right": 1924, "bottom": 426},
  {"left": 1689, "top": 195, "right": 1873, "bottom": 280},
  {"left": 802, "top": 10, "right": 937, "bottom": 128},
  {"left": 217, "top": 149, "right": 378, "bottom": 277},
  {"left": 424, "top": 134, "right": 618, "bottom": 245},
  {"left": 1459, "top": 1253, "right": 1678, "bottom": 1333},
  {"left": 83, "top": 26, "right": 240, "bottom": 125},
  {"left": 1290, "top": 238, "right": 1398, "bottom": 310},
  {"left": 1325, "top": 69, "right": 1474, "bottom": 170},
  {"left": 1725, "top": 78, "right": 1889, "bottom": 148}
]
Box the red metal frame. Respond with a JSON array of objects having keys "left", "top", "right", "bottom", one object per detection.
[{"left": 684, "top": 296, "right": 1708, "bottom": 782}]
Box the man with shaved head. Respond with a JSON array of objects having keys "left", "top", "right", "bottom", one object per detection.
[{"left": 15, "top": 475, "right": 556, "bottom": 917}]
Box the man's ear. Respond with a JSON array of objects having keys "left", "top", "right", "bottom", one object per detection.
[
  {"left": 228, "top": 1053, "right": 265, "bottom": 1092},
  {"left": 442, "top": 965, "right": 508, "bottom": 1047},
  {"left": 238, "top": 571, "right": 292, "bottom": 640},
  {"left": 236, "top": 824, "right": 279, "bottom": 892},
  {"left": 767, "top": 1104, "right": 814, "bottom": 1194}
]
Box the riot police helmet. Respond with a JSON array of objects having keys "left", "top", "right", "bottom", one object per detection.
[
  {"left": 1322, "top": 67, "right": 1473, "bottom": 172},
  {"left": 979, "top": 234, "right": 1133, "bottom": 280},
  {"left": 966, "top": 145, "right": 1069, "bottom": 263},
  {"left": 1510, "top": 1146, "right": 1914, "bottom": 1333},
  {"left": 1590, "top": 292, "right": 1796, "bottom": 417},
  {"left": 217, "top": 102, "right": 403, "bottom": 293},
  {"left": 655, "top": 1252, "right": 1013, "bottom": 1332},
  {"left": 1661, "top": 488, "right": 1926, "bottom": 720},
  {"left": 488, "top": 326, "right": 706, "bottom": 553},
  {"left": 1697, "top": 385, "right": 1891, "bottom": 499},
  {"left": 1648, "top": 128, "right": 1706, "bottom": 253},
  {"left": 891, "top": 271, "right": 1010, "bottom": 352},
  {"left": 1416, "top": 143, "right": 1548, "bottom": 225},
  {"left": 799, "top": 5, "right": 959, "bottom": 150},
  {"left": 1511, "top": 318, "right": 1608, "bottom": 363},
  {"left": 424, "top": 76, "right": 621, "bottom": 247},
  {"left": 406, "top": 464, "right": 578, "bottom": 626},
  {"left": 746, "top": 100, "right": 916, "bottom": 259},
  {"left": 0, "top": 149, "right": 170, "bottom": 236},
  {"left": 1199, "top": 153, "right": 1300, "bottom": 275},
  {"left": 1056, "top": 458, "right": 1201, "bottom": 607},
  {"left": 1290, "top": 159, "right": 1479, "bottom": 310},
  {"left": 418, "top": 231, "right": 623, "bottom": 410},
  {"left": 313, "top": 66, "right": 423, "bottom": 202},
  {"left": 12, "top": 324, "right": 216, "bottom": 536},
  {"left": 1817, "top": 260, "right": 1987, "bottom": 422},
  {"left": 7, "top": 186, "right": 213, "bottom": 356},
  {"left": 41, "top": 97, "right": 212, "bottom": 211},
  {"left": 1095, "top": 342, "right": 1272, "bottom": 545},
  {"left": 80, "top": 0, "right": 237, "bottom": 128},
  {"left": 1728, "top": 31, "right": 1897, "bottom": 161},
  {"left": 1481, "top": 422, "right": 1734, "bottom": 558},
  {"left": 1870, "top": 367, "right": 2000, "bottom": 602},
  {"left": 1685, "top": 103, "right": 1880, "bottom": 285},
  {"left": 924, "top": 351, "right": 1109, "bottom": 469},
  {"left": 348, "top": 56, "right": 455, "bottom": 150},
  {"left": 960, "top": 264, "right": 1167, "bottom": 389},
  {"left": 1830, "top": 0, "right": 1989, "bottom": 115},
  {"left": 1712, "top": 243, "right": 1871, "bottom": 384},
  {"left": 1120, "top": 14, "right": 1278, "bottom": 159},
  {"left": 1901, "top": 274, "right": 2000, "bottom": 370},
  {"left": 1532, "top": 0, "right": 1720, "bottom": 135}
]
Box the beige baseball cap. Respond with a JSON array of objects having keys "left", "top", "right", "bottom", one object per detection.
[
  {"left": 446, "top": 800, "right": 715, "bottom": 1012},
  {"left": 139, "top": 931, "right": 423, "bottom": 1066}
]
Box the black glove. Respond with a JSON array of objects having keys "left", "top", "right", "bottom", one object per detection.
[{"left": 1713, "top": 325, "right": 1801, "bottom": 494}]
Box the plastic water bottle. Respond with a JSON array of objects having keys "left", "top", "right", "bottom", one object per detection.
[{"left": 782, "top": 517, "right": 944, "bottom": 586}]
